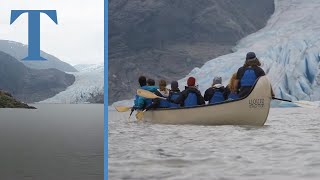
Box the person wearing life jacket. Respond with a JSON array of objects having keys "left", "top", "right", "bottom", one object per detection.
[
  {"left": 152, "top": 79, "right": 170, "bottom": 108},
  {"left": 234, "top": 52, "right": 266, "bottom": 98},
  {"left": 142, "top": 78, "right": 158, "bottom": 108},
  {"left": 225, "top": 73, "right": 240, "bottom": 100},
  {"left": 158, "top": 80, "right": 169, "bottom": 98},
  {"left": 173, "top": 77, "right": 205, "bottom": 107},
  {"left": 133, "top": 77, "right": 158, "bottom": 110},
  {"left": 144, "top": 79, "right": 170, "bottom": 110},
  {"left": 204, "top": 77, "right": 226, "bottom": 104},
  {"left": 168, "top": 81, "right": 181, "bottom": 108},
  {"left": 133, "top": 76, "right": 147, "bottom": 110}
]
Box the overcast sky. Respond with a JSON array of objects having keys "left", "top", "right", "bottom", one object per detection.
[{"left": 0, "top": 0, "right": 104, "bottom": 65}]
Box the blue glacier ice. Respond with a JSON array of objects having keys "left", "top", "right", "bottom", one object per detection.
[{"left": 176, "top": 0, "right": 320, "bottom": 102}]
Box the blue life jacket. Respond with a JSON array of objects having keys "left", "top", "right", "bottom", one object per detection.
[
  {"left": 143, "top": 86, "right": 158, "bottom": 92},
  {"left": 168, "top": 92, "right": 181, "bottom": 108},
  {"left": 144, "top": 98, "right": 153, "bottom": 107},
  {"left": 134, "top": 95, "right": 139, "bottom": 107},
  {"left": 134, "top": 85, "right": 159, "bottom": 109},
  {"left": 184, "top": 92, "right": 198, "bottom": 107},
  {"left": 228, "top": 92, "right": 239, "bottom": 100},
  {"left": 209, "top": 90, "right": 225, "bottom": 104},
  {"left": 240, "top": 68, "right": 257, "bottom": 86},
  {"left": 159, "top": 99, "right": 169, "bottom": 108}
]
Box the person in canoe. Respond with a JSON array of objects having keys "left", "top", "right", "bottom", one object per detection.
[
  {"left": 234, "top": 52, "right": 266, "bottom": 98},
  {"left": 133, "top": 76, "right": 158, "bottom": 110},
  {"left": 153, "top": 79, "right": 170, "bottom": 108},
  {"left": 172, "top": 77, "right": 205, "bottom": 107},
  {"left": 158, "top": 80, "right": 170, "bottom": 98},
  {"left": 204, "top": 77, "right": 226, "bottom": 104},
  {"left": 167, "top": 81, "right": 181, "bottom": 108},
  {"left": 142, "top": 78, "right": 159, "bottom": 108},
  {"left": 144, "top": 79, "right": 170, "bottom": 110},
  {"left": 225, "top": 73, "right": 240, "bottom": 100}
]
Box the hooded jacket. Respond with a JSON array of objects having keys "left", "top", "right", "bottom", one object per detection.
[
  {"left": 173, "top": 86, "right": 205, "bottom": 107},
  {"left": 204, "top": 84, "right": 226, "bottom": 104},
  {"left": 133, "top": 85, "right": 158, "bottom": 109}
]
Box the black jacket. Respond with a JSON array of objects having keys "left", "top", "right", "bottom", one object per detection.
[
  {"left": 236, "top": 66, "right": 266, "bottom": 81},
  {"left": 204, "top": 86, "right": 226, "bottom": 102},
  {"left": 168, "top": 89, "right": 181, "bottom": 101},
  {"left": 173, "top": 87, "right": 205, "bottom": 107},
  {"left": 145, "top": 90, "right": 164, "bottom": 110}
]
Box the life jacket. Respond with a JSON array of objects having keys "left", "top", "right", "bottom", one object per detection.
[
  {"left": 158, "top": 99, "right": 169, "bottom": 108},
  {"left": 142, "top": 86, "right": 158, "bottom": 108},
  {"left": 168, "top": 91, "right": 181, "bottom": 108},
  {"left": 209, "top": 90, "right": 225, "bottom": 104},
  {"left": 240, "top": 68, "right": 257, "bottom": 87},
  {"left": 145, "top": 98, "right": 153, "bottom": 107},
  {"left": 184, "top": 92, "right": 198, "bottom": 107},
  {"left": 134, "top": 95, "right": 139, "bottom": 107},
  {"left": 228, "top": 92, "right": 239, "bottom": 100}
]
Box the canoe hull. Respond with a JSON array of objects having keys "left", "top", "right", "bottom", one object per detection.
[{"left": 142, "top": 76, "right": 272, "bottom": 126}]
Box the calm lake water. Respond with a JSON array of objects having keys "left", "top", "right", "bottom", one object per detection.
[
  {"left": 0, "top": 104, "right": 104, "bottom": 180},
  {"left": 108, "top": 107, "right": 320, "bottom": 180}
]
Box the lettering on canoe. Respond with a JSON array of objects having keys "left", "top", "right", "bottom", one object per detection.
[{"left": 249, "top": 99, "right": 264, "bottom": 108}]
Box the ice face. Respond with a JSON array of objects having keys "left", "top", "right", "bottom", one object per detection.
[
  {"left": 39, "top": 64, "right": 104, "bottom": 104},
  {"left": 178, "top": 0, "right": 320, "bottom": 101}
]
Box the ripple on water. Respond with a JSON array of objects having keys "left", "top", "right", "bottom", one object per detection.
[{"left": 108, "top": 108, "right": 320, "bottom": 180}]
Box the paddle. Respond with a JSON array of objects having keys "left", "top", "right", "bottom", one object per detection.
[
  {"left": 136, "top": 110, "right": 146, "bottom": 120},
  {"left": 135, "top": 89, "right": 173, "bottom": 120},
  {"left": 272, "top": 97, "right": 317, "bottom": 108},
  {"left": 136, "top": 89, "right": 167, "bottom": 100},
  {"left": 114, "top": 106, "right": 132, "bottom": 112},
  {"left": 272, "top": 97, "right": 291, "bottom": 102}
]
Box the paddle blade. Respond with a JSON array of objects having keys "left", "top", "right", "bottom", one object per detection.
[
  {"left": 115, "top": 106, "right": 131, "bottom": 112},
  {"left": 293, "top": 101, "right": 319, "bottom": 108},
  {"left": 136, "top": 111, "right": 145, "bottom": 120},
  {"left": 137, "top": 89, "right": 167, "bottom": 100},
  {"left": 137, "top": 89, "right": 159, "bottom": 99}
]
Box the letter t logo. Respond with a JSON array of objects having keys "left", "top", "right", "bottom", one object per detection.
[{"left": 10, "top": 10, "right": 58, "bottom": 60}]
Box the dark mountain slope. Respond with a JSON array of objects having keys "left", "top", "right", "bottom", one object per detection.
[
  {"left": 0, "top": 51, "right": 75, "bottom": 103},
  {"left": 108, "top": 0, "right": 275, "bottom": 104}
]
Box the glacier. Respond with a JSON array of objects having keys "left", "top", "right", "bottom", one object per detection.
[
  {"left": 174, "top": 0, "right": 320, "bottom": 102},
  {"left": 39, "top": 63, "right": 104, "bottom": 103}
]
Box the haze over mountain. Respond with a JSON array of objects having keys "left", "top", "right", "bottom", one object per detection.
[
  {"left": 0, "top": 40, "right": 77, "bottom": 72},
  {"left": 108, "top": 0, "right": 275, "bottom": 104},
  {"left": 0, "top": 51, "right": 75, "bottom": 103}
]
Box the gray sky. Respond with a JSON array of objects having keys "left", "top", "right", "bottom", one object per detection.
[{"left": 0, "top": 0, "right": 104, "bottom": 65}]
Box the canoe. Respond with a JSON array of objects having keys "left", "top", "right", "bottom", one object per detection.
[{"left": 140, "top": 76, "right": 272, "bottom": 126}]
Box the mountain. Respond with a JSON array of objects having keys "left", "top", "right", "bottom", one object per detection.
[
  {"left": 39, "top": 64, "right": 104, "bottom": 103},
  {"left": 0, "top": 51, "right": 75, "bottom": 103},
  {"left": 0, "top": 40, "right": 77, "bottom": 72},
  {"left": 175, "top": 0, "right": 320, "bottom": 101},
  {"left": 0, "top": 90, "right": 36, "bottom": 109},
  {"left": 108, "top": 0, "right": 275, "bottom": 104},
  {"left": 74, "top": 64, "right": 96, "bottom": 71}
]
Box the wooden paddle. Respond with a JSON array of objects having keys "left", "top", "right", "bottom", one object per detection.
[
  {"left": 135, "top": 110, "right": 146, "bottom": 120},
  {"left": 114, "top": 106, "right": 132, "bottom": 112},
  {"left": 272, "top": 97, "right": 318, "bottom": 108},
  {"left": 136, "top": 89, "right": 167, "bottom": 100}
]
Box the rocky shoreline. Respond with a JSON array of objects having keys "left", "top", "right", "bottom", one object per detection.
[{"left": 0, "top": 90, "right": 36, "bottom": 109}]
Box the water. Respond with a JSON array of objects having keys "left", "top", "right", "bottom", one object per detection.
[
  {"left": 108, "top": 107, "right": 320, "bottom": 180},
  {"left": 0, "top": 104, "right": 104, "bottom": 180}
]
